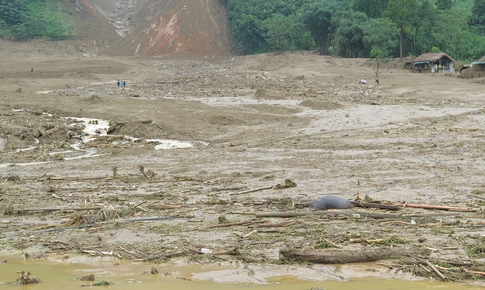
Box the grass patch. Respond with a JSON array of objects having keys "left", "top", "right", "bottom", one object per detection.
[
  {"left": 431, "top": 224, "right": 455, "bottom": 235},
  {"left": 465, "top": 242, "right": 485, "bottom": 259}
]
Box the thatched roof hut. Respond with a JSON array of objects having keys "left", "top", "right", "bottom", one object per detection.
[
  {"left": 412, "top": 52, "right": 455, "bottom": 73},
  {"left": 413, "top": 52, "right": 456, "bottom": 63}
]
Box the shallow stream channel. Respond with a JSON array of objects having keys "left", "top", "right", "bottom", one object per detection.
[{"left": 0, "top": 253, "right": 482, "bottom": 290}]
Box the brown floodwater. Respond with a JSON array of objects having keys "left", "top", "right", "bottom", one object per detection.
[{"left": 0, "top": 254, "right": 483, "bottom": 290}]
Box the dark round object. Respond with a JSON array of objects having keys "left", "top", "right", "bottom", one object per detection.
[{"left": 311, "top": 195, "right": 353, "bottom": 210}]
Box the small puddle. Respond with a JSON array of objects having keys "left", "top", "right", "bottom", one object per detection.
[{"left": 0, "top": 254, "right": 482, "bottom": 290}]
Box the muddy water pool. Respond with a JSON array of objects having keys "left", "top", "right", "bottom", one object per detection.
[{"left": 0, "top": 254, "right": 483, "bottom": 290}]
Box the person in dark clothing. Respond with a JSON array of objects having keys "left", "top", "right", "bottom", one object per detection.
[{"left": 117, "top": 80, "right": 120, "bottom": 87}]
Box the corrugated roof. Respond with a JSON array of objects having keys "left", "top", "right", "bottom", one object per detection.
[
  {"left": 413, "top": 53, "right": 456, "bottom": 63},
  {"left": 472, "top": 56, "right": 485, "bottom": 65}
]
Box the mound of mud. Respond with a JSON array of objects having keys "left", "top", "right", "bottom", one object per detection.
[
  {"left": 299, "top": 100, "right": 344, "bottom": 110},
  {"left": 209, "top": 115, "right": 246, "bottom": 126},
  {"left": 111, "top": 121, "right": 169, "bottom": 139},
  {"left": 254, "top": 88, "right": 285, "bottom": 100},
  {"left": 0, "top": 107, "right": 70, "bottom": 151},
  {"left": 244, "top": 104, "right": 301, "bottom": 115}
]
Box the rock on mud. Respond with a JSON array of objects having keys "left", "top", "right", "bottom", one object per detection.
[{"left": 311, "top": 195, "right": 353, "bottom": 210}]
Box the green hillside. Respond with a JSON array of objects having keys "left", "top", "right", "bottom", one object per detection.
[
  {"left": 222, "top": 0, "right": 485, "bottom": 61},
  {"left": 0, "top": 0, "right": 73, "bottom": 40}
]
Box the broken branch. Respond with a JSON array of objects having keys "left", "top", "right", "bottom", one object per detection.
[
  {"left": 397, "top": 203, "right": 471, "bottom": 212},
  {"left": 207, "top": 220, "right": 254, "bottom": 228},
  {"left": 321, "top": 237, "right": 341, "bottom": 249},
  {"left": 257, "top": 220, "right": 296, "bottom": 228},
  {"left": 425, "top": 260, "right": 447, "bottom": 281},
  {"left": 232, "top": 186, "right": 273, "bottom": 195}
]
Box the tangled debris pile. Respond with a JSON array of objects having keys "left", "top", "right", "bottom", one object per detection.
[
  {"left": 0, "top": 106, "right": 190, "bottom": 165},
  {"left": 16, "top": 270, "right": 40, "bottom": 285}
]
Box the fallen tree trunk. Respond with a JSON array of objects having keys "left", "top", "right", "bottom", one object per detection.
[
  {"left": 350, "top": 201, "right": 400, "bottom": 210},
  {"left": 255, "top": 211, "right": 402, "bottom": 219},
  {"left": 280, "top": 247, "right": 431, "bottom": 264}
]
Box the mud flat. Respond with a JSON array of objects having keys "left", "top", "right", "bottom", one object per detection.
[{"left": 1, "top": 51, "right": 485, "bottom": 285}]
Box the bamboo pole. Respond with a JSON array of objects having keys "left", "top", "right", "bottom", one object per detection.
[
  {"left": 425, "top": 260, "right": 447, "bottom": 281},
  {"left": 397, "top": 203, "right": 471, "bottom": 212},
  {"left": 232, "top": 186, "right": 273, "bottom": 195}
]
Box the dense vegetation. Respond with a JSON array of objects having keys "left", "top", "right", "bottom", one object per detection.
[
  {"left": 0, "top": 0, "right": 73, "bottom": 40},
  {"left": 220, "top": 0, "right": 485, "bottom": 61}
]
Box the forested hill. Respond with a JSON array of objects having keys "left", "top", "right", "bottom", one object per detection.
[
  {"left": 222, "top": 0, "right": 485, "bottom": 61},
  {"left": 1, "top": 0, "right": 484, "bottom": 61},
  {"left": 0, "top": 0, "right": 74, "bottom": 40},
  {"left": 0, "top": 0, "right": 119, "bottom": 45}
]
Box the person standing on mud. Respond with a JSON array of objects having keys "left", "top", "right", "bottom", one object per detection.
[{"left": 117, "top": 80, "right": 120, "bottom": 87}]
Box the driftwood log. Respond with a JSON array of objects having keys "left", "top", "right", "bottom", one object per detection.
[
  {"left": 11, "top": 207, "right": 101, "bottom": 214},
  {"left": 397, "top": 203, "right": 471, "bottom": 212},
  {"left": 350, "top": 201, "right": 400, "bottom": 210},
  {"left": 255, "top": 211, "right": 402, "bottom": 219},
  {"left": 280, "top": 247, "right": 431, "bottom": 264}
]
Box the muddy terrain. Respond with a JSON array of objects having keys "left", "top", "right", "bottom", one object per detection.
[{"left": 1, "top": 43, "right": 485, "bottom": 284}]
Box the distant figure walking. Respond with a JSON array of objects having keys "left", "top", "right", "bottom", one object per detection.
[
  {"left": 117, "top": 80, "right": 120, "bottom": 87},
  {"left": 375, "top": 79, "right": 379, "bottom": 85},
  {"left": 359, "top": 78, "right": 367, "bottom": 85}
]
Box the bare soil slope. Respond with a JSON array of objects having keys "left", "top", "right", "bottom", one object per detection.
[
  {"left": 108, "top": 0, "right": 232, "bottom": 56},
  {"left": 64, "top": 0, "right": 232, "bottom": 57}
]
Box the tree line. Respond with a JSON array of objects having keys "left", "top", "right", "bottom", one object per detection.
[
  {"left": 0, "top": 0, "right": 73, "bottom": 40},
  {"left": 220, "top": 0, "right": 485, "bottom": 62}
]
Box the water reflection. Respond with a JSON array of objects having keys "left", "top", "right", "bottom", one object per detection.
[{"left": 0, "top": 254, "right": 482, "bottom": 290}]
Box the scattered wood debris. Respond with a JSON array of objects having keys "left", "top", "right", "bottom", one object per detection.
[
  {"left": 16, "top": 270, "right": 40, "bottom": 285},
  {"left": 78, "top": 274, "right": 95, "bottom": 281}
]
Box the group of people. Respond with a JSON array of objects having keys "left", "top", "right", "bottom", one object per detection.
[
  {"left": 358, "top": 78, "right": 379, "bottom": 85},
  {"left": 117, "top": 80, "right": 127, "bottom": 87}
]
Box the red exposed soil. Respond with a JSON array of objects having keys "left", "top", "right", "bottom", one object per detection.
[{"left": 69, "top": 0, "right": 234, "bottom": 57}]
